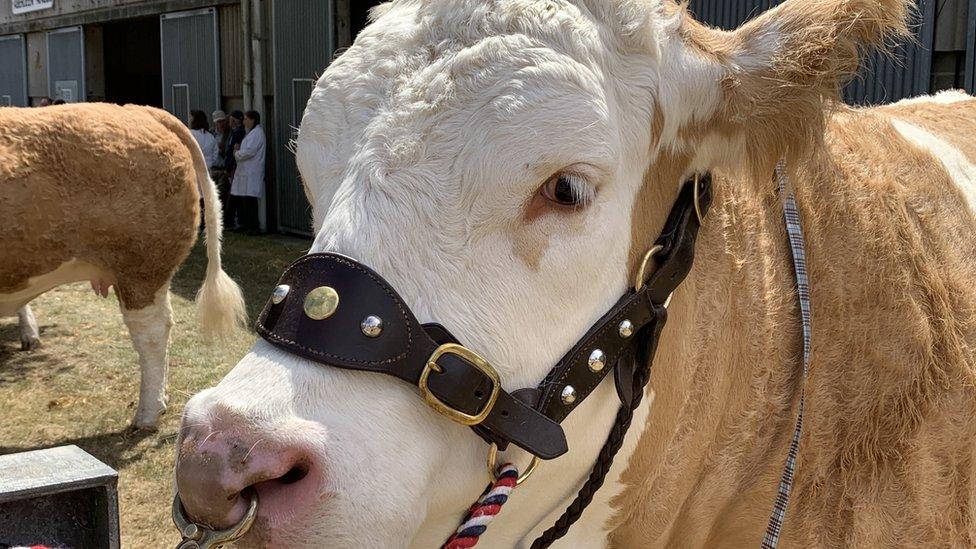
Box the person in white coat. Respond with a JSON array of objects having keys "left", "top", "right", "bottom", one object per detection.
[
  {"left": 189, "top": 110, "right": 219, "bottom": 168},
  {"left": 230, "top": 110, "right": 266, "bottom": 233}
]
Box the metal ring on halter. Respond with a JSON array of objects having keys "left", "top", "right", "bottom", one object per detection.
[
  {"left": 487, "top": 443, "right": 540, "bottom": 486},
  {"left": 634, "top": 245, "right": 674, "bottom": 308},
  {"left": 693, "top": 173, "right": 705, "bottom": 226},
  {"left": 173, "top": 490, "right": 258, "bottom": 549}
]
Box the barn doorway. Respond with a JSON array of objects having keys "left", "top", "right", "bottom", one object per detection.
[
  {"left": 103, "top": 17, "right": 162, "bottom": 107},
  {"left": 351, "top": 1, "right": 386, "bottom": 38}
]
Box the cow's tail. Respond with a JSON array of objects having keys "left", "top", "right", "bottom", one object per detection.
[
  {"left": 194, "top": 145, "right": 248, "bottom": 340},
  {"left": 145, "top": 107, "right": 247, "bottom": 340}
]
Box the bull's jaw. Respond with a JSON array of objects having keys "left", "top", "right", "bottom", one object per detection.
[{"left": 401, "top": 375, "right": 653, "bottom": 549}]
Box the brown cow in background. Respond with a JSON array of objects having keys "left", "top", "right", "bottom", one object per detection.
[{"left": 0, "top": 103, "right": 246, "bottom": 429}]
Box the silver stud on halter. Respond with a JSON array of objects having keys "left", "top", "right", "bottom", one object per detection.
[
  {"left": 271, "top": 284, "right": 290, "bottom": 304},
  {"left": 618, "top": 320, "right": 634, "bottom": 338},
  {"left": 587, "top": 349, "right": 606, "bottom": 372},
  {"left": 361, "top": 315, "right": 384, "bottom": 337},
  {"left": 561, "top": 385, "right": 578, "bottom": 405}
]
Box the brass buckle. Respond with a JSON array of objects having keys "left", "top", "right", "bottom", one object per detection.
[
  {"left": 419, "top": 343, "right": 500, "bottom": 426},
  {"left": 487, "top": 443, "right": 540, "bottom": 486}
]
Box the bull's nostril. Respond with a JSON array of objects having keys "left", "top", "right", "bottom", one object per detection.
[{"left": 278, "top": 464, "right": 309, "bottom": 485}]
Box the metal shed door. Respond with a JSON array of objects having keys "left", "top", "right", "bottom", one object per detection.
[
  {"left": 46, "top": 27, "right": 85, "bottom": 103},
  {"left": 272, "top": 0, "right": 335, "bottom": 235},
  {"left": 0, "top": 35, "right": 27, "bottom": 106},
  {"left": 160, "top": 8, "right": 220, "bottom": 123}
]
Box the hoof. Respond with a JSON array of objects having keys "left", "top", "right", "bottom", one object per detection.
[
  {"left": 129, "top": 419, "right": 161, "bottom": 433},
  {"left": 20, "top": 336, "right": 41, "bottom": 351},
  {"left": 132, "top": 406, "right": 166, "bottom": 431}
]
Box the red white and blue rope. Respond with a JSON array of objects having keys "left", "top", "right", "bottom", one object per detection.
[{"left": 442, "top": 464, "right": 520, "bottom": 549}]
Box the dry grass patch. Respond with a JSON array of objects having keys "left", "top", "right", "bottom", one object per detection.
[{"left": 0, "top": 232, "right": 308, "bottom": 548}]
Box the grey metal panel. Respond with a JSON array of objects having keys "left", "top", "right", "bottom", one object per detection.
[
  {"left": 272, "top": 0, "right": 334, "bottom": 235},
  {"left": 934, "top": 0, "right": 969, "bottom": 51},
  {"left": 0, "top": 35, "right": 27, "bottom": 106},
  {"left": 966, "top": 0, "right": 976, "bottom": 93},
  {"left": 219, "top": 3, "right": 244, "bottom": 97},
  {"left": 26, "top": 31, "right": 47, "bottom": 98},
  {"left": 160, "top": 8, "right": 220, "bottom": 122},
  {"left": 687, "top": 0, "right": 934, "bottom": 105},
  {"left": 46, "top": 26, "right": 84, "bottom": 102}
]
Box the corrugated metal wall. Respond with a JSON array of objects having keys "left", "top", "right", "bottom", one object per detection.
[
  {"left": 687, "top": 0, "right": 784, "bottom": 27},
  {"left": 46, "top": 26, "right": 84, "bottom": 102},
  {"left": 0, "top": 35, "right": 27, "bottom": 106},
  {"left": 687, "top": 0, "right": 936, "bottom": 105},
  {"left": 218, "top": 3, "right": 244, "bottom": 98},
  {"left": 160, "top": 8, "right": 220, "bottom": 123},
  {"left": 272, "top": 0, "right": 334, "bottom": 235},
  {"left": 218, "top": 2, "right": 273, "bottom": 100}
]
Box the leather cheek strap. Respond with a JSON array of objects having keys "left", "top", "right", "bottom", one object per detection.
[
  {"left": 533, "top": 174, "right": 713, "bottom": 421},
  {"left": 256, "top": 253, "right": 569, "bottom": 460}
]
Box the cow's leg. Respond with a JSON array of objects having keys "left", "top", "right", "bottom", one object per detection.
[
  {"left": 17, "top": 305, "right": 41, "bottom": 351},
  {"left": 120, "top": 286, "right": 173, "bottom": 429}
]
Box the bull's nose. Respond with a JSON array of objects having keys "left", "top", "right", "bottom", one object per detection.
[{"left": 175, "top": 406, "right": 325, "bottom": 530}]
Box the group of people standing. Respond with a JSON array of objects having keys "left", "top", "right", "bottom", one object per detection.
[{"left": 189, "top": 109, "right": 266, "bottom": 234}]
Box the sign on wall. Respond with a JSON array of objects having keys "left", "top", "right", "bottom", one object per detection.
[{"left": 11, "top": 0, "right": 53, "bottom": 15}]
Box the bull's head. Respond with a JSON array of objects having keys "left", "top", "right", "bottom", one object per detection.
[{"left": 175, "top": 0, "right": 907, "bottom": 546}]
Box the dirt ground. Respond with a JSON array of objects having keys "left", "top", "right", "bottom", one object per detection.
[{"left": 0, "top": 232, "right": 309, "bottom": 548}]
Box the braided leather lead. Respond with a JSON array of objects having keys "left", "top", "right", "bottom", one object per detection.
[{"left": 531, "top": 332, "right": 658, "bottom": 548}]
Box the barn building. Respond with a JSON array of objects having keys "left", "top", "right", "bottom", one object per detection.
[
  {"left": 0, "top": 0, "right": 972, "bottom": 234},
  {"left": 0, "top": 0, "right": 384, "bottom": 235}
]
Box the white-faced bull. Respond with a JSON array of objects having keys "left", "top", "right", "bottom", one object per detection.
[{"left": 174, "top": 0, "right": 976, "bottom": 547}]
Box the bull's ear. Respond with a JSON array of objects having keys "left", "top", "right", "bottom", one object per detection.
[{"left": 679, "top": 0, "right": 911, "bottom": 160}]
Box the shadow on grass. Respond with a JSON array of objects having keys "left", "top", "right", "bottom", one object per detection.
[
  {"left": 0, "top": 323, "right": 78, "bottom": 386},
  {"left": 171, "top": 232, "right": 310, "bottom": 323},
  {"left": 0, "top": 427, "right": 162, "bottom": 470}
]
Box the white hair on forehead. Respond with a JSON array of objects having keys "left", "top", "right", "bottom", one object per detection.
[{"left": 369, "top": 0, "right": 667, "bottom": 57}]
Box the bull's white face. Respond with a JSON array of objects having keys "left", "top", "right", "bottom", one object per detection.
[{"left": 179, "top": 1, "right": 723, "bottom": 546}]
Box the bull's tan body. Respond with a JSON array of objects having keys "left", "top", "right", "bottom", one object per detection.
[{"left": 610, "top": 98, "right": 976, "bottom": 547}]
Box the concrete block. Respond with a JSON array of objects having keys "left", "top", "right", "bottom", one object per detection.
[{"left": 0, "top": 445, "right": 119, "bottom": 549}]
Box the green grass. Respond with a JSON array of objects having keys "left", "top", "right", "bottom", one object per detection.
[{"left": 0, "top": 232, "right": 309, "bottom": 548}]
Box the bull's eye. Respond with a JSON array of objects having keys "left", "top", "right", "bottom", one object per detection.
[{"left": 541, "top": 172, "right": 592, "bottom": 208}]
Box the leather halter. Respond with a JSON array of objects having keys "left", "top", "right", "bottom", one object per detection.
[{"left": 255, "top": 174, "right": 713, "bottom": 538}]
